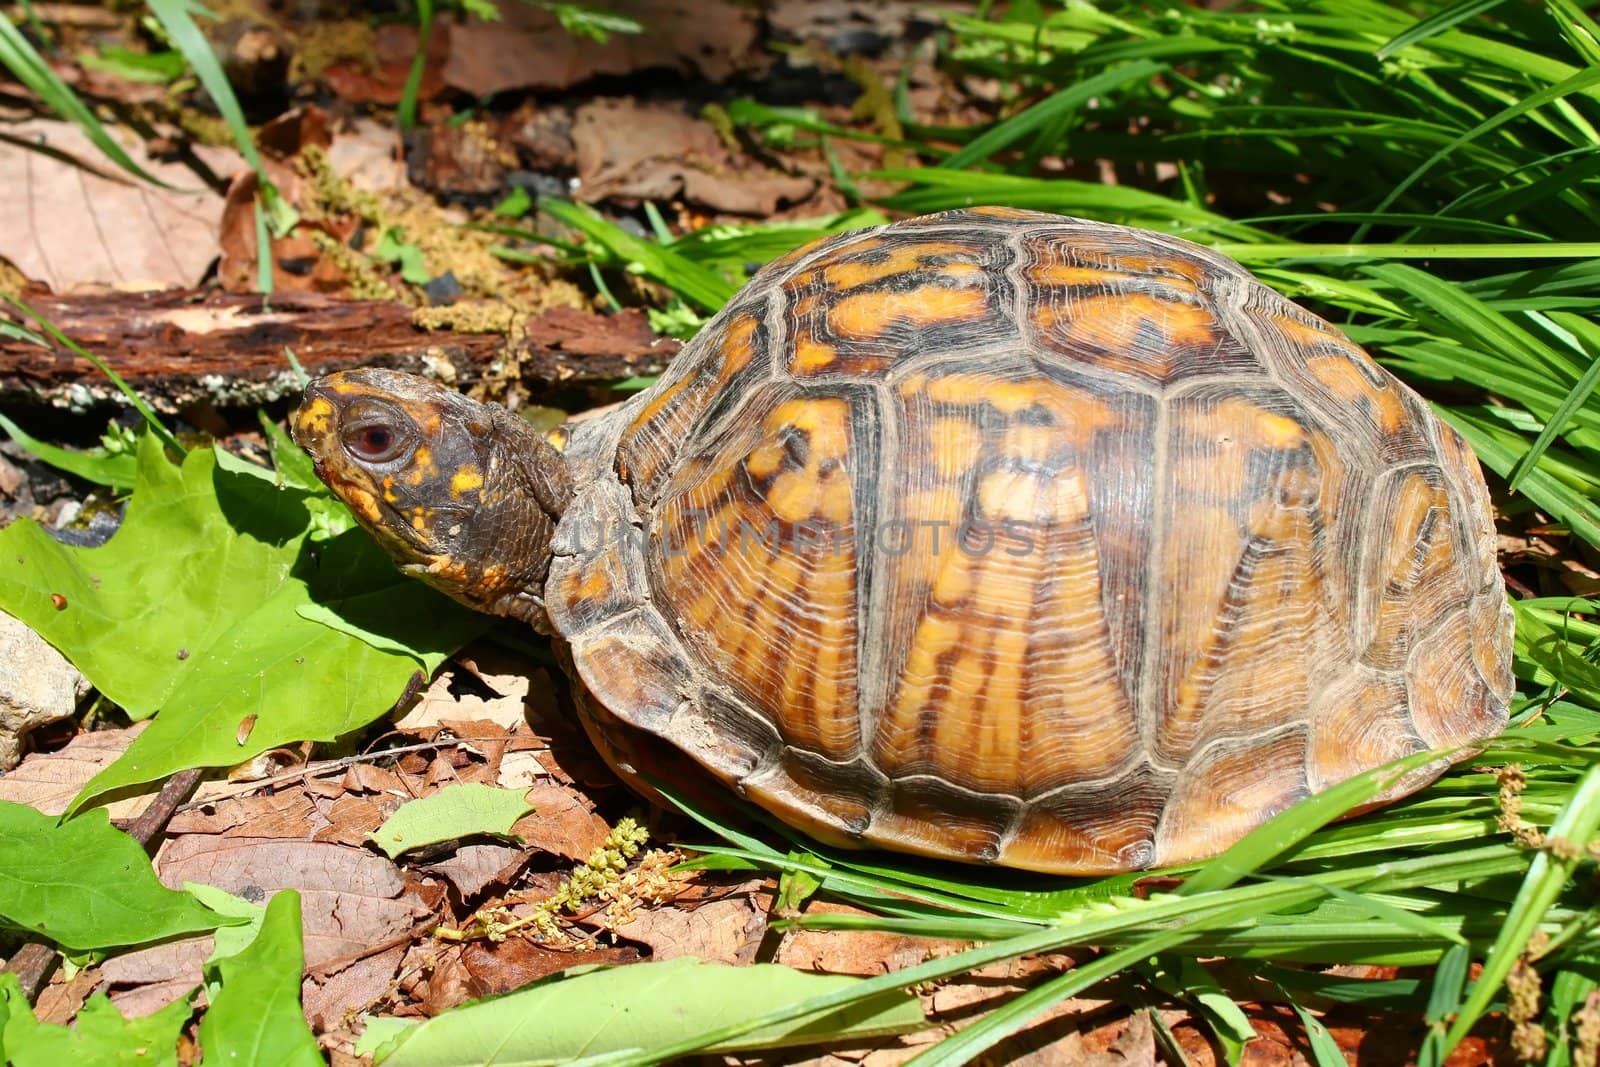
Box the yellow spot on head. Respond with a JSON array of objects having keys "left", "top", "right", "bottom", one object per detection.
[
  {"left": 345, "top": 485, "right": 382, "bottom": 524},
  {"left": 296, "top": 397, "right": 335, "bottom": 437}
]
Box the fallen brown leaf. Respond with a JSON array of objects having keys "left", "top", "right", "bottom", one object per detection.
[
  {"left": 441, "top": 0, "right": 758, "bottom": 98},
  {"left": 613, "top": 879, "right": 769, "bottom": 965},
  {"left": 779, "top": 899, "right": 963, "bottom": 977},
  {"left": 0, "top": 119, "right": 233, "bottom": 291},
  {"left": 421, "top": 842, "right": 530, "bottom": 898},
  {"left": 167, "top": 788, "right": 323, "bottom": 839},
  {"left": 398, "top": 665, "right": 532, "bottom": 733},
  {"left": 458, "top": 937, "right": 639, "bottom": 998},
  {"left": 0, "top": 723, "right": 152, "bottom": 818},
  {"left": 510, "top": 782, "right": 611, "bottom": 863},
  {"left": 572, "top": 98, "right": 815, "bottom": 216}
]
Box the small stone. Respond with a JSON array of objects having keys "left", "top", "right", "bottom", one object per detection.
[
  {"left": 0, "top": 453, "right": 23, "bottom": 499},
  {"left": 423, "top": 270, "right": 463, "bottom": 305},
  {"left": 0, "top": 610, "right": 89, "bottom": 769}
]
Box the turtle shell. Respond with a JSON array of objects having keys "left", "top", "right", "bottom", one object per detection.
[{"left": 545, "top": 207, "right": 1512, "bottom": 875}]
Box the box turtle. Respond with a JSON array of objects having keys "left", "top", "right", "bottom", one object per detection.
[{"left": 292, "top": 207, "right": 1513, "bottom": 875}]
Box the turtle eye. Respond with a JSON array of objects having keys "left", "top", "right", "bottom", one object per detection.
[{"left": 340, "top": 401, "right": 414, "bottom": 465}]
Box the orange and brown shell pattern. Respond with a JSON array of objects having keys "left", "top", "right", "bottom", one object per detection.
[{"left": 546, "top": 207, "right": 1513, "bottom": 875}]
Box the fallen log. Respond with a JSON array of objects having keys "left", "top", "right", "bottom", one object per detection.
[{"left": 0, "top": 288, "right": 679, "bottom": 412}]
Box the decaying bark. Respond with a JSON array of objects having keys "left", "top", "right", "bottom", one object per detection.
[{"left": 0, "top": 288, "right": 680, "bottom": 412}]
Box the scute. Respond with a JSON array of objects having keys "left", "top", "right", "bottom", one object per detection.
[{"left": 557, "top": 208, "right": 1512, "bottom": 875}]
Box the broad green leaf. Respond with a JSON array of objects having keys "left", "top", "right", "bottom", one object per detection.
[
  {"left": 367, "top": 783, "right": 535, "bottom": 860},
  {"left": 358, "top": 957, "right": 924, "bottom": 1064},
  {"left": 185, "top": 882, "right": 268, "bottom": 979},
  {"left": 0, "top": 801, "right": 229, "bottom": 951},
  {"left": 198, "top": 890, "right": 322, "bottom": 1067},
  {"left": 0, "top": 976, "right": 191, "bottom": 1067},
  {"left": 0, "top": 435, "right": 482, "bottom": 810}
]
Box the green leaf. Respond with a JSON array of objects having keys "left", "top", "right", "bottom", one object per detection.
[
  {"left": 198, "top": 890, "right": 322, "bottom": 1067},
  {"left": 0, "top": 974, "right": 191, "bottom": 1067},
  {"left": 0, "top": 435, "right": 481, "bottom": 811},
  {"left": 359, "top": 957, "right": 924, "bottom": 1064},
  {"left": 0, "top": 413, "right": 137, "bottom": 490},
  {"left": 367, "top": 783, "right": 536, "bottom": 860},
  {"left": 0, "top": 801, "right": 230, "bottom": 952},
  {"left": 185, "top": 882, "right": 268, "bottom": 978},
  {"left": 78, "top": 46, "right": 188, "bottom": 84}
]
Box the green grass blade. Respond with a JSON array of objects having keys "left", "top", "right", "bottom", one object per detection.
[
  {"left": 1177, "top": 747, "right": 1454, "bottom": 896},
  {"left": 398, "top": 0, "right": 434, "bottom": 130},
  {"left": 1221, "top": 243, "right": 1600, "bottom": 262},
  {"left": 1376, "top": 0, "right": 1512, "bottom": 59},
  {"left": 144, "top": 0, "right": 294, "bottom": 235},
  {"left": 1442, "top": 764, "right": 1600, "bottom": 1054},
  {"left": 1, "top": 294, "right": 184, "bottom": 457},
  {"left": 1360, "top": 66, "right": 1600, "bottom": 240},
  {"left": 0, "top": 13, "right": 175, "bottom": 187},
  {"left": 539, "top": 198, "right": 737, "bottom": 311},
  {"left": 938, "top": 60, "right": 1165, "bottom": 170},
  {"left": 1507, "top": 346, "right": 1600, "bottom": 492}
]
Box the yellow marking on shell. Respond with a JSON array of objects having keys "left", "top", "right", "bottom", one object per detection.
[
  {"left": 967, "top": 205, "right": 1037, "bottom": 220},
  {"left": 617, "top": 313, "right": 762, "bottom": 488},
  {"left": 823, "top": 241, "right": 976, "bottom": 289},
  {"left": 1047, "top": 292, "right": 1219, "bottom": 351},
  {"left": 296, "top": 396, "right": 335, "bottom": 437},
  {"left": 1030, "top": 262, "right": 1203, "bottom": 297},
  {"left": 1257, "top": 411, "right": 1304, "bottom": 449},
  {"left": 653, "top": 391, "right": 861, "bottom": 758},
  {"left": 450, "top": 466, "right": 483, "bottom": 499},
  {"left": 829, "top": 286, "right": 988, "bottom": 339},
  {"left": 918, "top": 375, "right": 1122, "bottom": 449},
  {"left": 929, "top": 418, "right": 983, "bottom": 480},
  {"left": 1212, "top": 397, "right": 1306, "bottom": 451},
  {"left": 792, "top": 338, "right": 838, "bottom": 374},
  {"left": 1304, "top": 354, "right": 1407, "bottom": 434},
  {"left": 976, "top": 469, "right": 1039, "bottom": 523}
]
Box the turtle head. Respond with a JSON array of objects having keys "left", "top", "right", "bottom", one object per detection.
[{"left": 291, "top": 369, "right": 574, "bottom": 630}]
